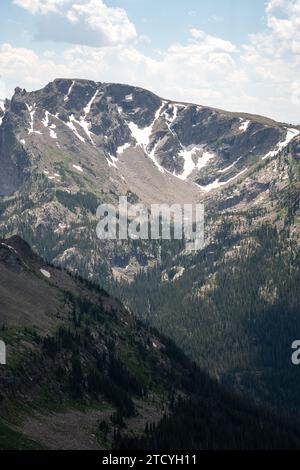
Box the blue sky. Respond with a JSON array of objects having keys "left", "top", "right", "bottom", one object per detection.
[
  {"left": 108, "top": 0, "right": 266, "bottom": 48},
  {"left": 1, "top": 0, "right": 266, "bottom": 53},
  {"left": 0, "top": 0, "right": 300, "bottom": 123}
]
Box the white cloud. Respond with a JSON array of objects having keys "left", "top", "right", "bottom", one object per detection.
[
  {"left": 189, "top": 29, "right": 237, "bottom": 53},
  {"left": 13, "top": 0, "right": 68, "bottom": 14},
  {"left": 2, "top": 0, "right": 300, "bottom": 124},
  {"left": 0, "top": 43, "right": 69, "bottom": 92},
  {"left": 252, "top": 0, "right": 300, "bottom": 55},
  {"left": 14, "top": 0, "right": 137, "bottom": 46}
]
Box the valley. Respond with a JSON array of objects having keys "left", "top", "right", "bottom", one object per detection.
[{"left": 0, "top": 78, "right": 300, "bottom": 446}]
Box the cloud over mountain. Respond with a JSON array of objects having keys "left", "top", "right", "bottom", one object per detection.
[
  {"left": 2, "top": 0, "right": 300, "bottom": 123},
  {"left": 14, "top": 0, "right": 137, "bottom": 46}
]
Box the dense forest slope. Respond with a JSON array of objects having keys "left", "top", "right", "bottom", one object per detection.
[
  {"left": 111, "top": 143, "right": 300, "bottom": 418},
  {"left": 0, "top": 236, "right": 300, "bottom": 450}
]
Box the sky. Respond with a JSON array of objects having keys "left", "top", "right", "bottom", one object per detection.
[{"left": 0, "top": 0, "right": 300, "bottom": 123}]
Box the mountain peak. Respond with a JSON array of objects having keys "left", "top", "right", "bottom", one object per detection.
[{"left": 1, "top": 77, "right": 299, "bottom": 202}]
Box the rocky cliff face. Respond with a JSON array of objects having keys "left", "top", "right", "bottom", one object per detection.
[
  {"left": 0, "top": 96, "right": 29, "bottom": 197},
  {"left": 1, "top": 78, "right": 298, "bottom": 197},
  {"left": 0, "top": 78, "right": 299, "bottom": 281}
]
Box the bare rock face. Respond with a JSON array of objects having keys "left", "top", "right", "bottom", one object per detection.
[
  {"left": 0, "top": 77, "right": 299, "bottom": 282},
  {"left": 1, "top": 77, "right": 298, "bottom": 198},
  {"left": 0, "top": 112, "right": 30, "bottom": 196}
]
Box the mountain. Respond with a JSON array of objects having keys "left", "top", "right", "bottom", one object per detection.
[
  {"left": 0, "top": 78, "right": 299, "bottom": 280},
  {"left": 0, "top": 78, "right": 300, "bottom": 422},
  {"left": 0, "top": 78, "right": 298, "bottom": 198},
  {"left": 1, "top": 235, "right": 300, "bottom": 450}
]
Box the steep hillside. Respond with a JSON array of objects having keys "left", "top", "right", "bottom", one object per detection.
[
  {"left": 111, "top": 141, "right": 300, "bottom": 417},
  {"left": 0, "top": 235, "right": 190, "bottom": 449},
  {"left": 1, "top": 78, "right": 300, "bottom": 426},
  {"left": 1, "top": 236, "right": 300, "bottom": 450}
]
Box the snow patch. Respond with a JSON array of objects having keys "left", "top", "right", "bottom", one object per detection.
[
  {"left": 42, "top": 111, "right": 50, "bottom": 127},
  {"left": 219, "top": 156, "right": 243, "bottom": 174},
  {"left": 128, "top": 103, "right": 164, "bottom": 150},
  {"left": 148, "top": 142, "right": 166, "bottom": 173},
  {"left": 20, "top": 139, "right": 26, "bottom": 145},
  {"left": 42, "top": 110, "right": 58, "bottom": 139},
  {"left": 44, "top": 170, "right": 60, "bottom": 181},
  {"left": 106, "top": 155, "right": 117, "bottom": 168},
  {"left": 128, "top": 121, "right": 152, "bottom": 148},
  {"left": 67, "top": 91, "right": 98, "bottom": 144},
  {"left": 125, "top": 94, "right": 133, "bottom": 101},
  {"left": 73, "top": 164, "right": 83, "bottom": 173},
  {"left": 26, "top": 103, "right": 42, "bottom": 135},
  {"left": 50, "top": 129, "right": 57, "bottom": 139},
  {"left": 78, "top": 116, "right": 94, "bottom": 143},
  {"left": 43, "top": 110, "right": 88, "bottom": 145},
  {"left": 127, "top": 103, "right": 165, "bottom": 171},
  {"left": 0, "top": 243, "right": 18, "bottom": 255},
  {"left": 106, "top": 153, "right": 118, "bottom": 168},
  {"left": 64, "top": 80, "right": 75, "bottom": 102},
  {"left": 263, "top": 128, "right": 300, "bottom": 160},
  {"left": 40, "top": 269, "right": 51, "bottom": 279},
  {"left": 173, "top": 267, "right": 185, "bottom": 281},
  {"left": 177, "top": 147, "right": 199, "bottom": 180},
  {"left": 163, "top": 104, "right": 179, "bottom": 136},
  {"left": 117, "top": 143, "right": 131, "bottom": 155},
  {"left": 54, "top": 223, "right": 67, "bottom": 234},
  {"left": 239, "top": 120, "right": 250, "bottom": 132},
  {"left": 83, "top": 89, "right": 98, "bottom": 115},
  {"left": 0, "top": 100, "right": 5, "bottom": 126},
  {"left": 67, "top": 115, "right": 85, "bottom": 143},
  {"left": 199, "top": 168, "right": 248, "bottom": 192},
  {"left": 177, "top": 149, "right": 214, "bottom": 180},
  {"left": 197, "top": 151, "right": 215, "bottom": 171}
]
